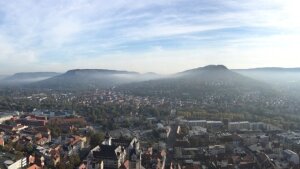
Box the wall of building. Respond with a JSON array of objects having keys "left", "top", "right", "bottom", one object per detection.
[{"left": 7, "top": 158, "right": 27, "bottom": 169}]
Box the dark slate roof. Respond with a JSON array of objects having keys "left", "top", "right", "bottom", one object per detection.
[
  {"left": 93, "top": 145, "right": 118, "bottom": 160},
  {"left": 111, "top": 138, "right": 131, "bottom": 147}
]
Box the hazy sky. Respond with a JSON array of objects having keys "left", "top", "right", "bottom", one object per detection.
[{"left": 0, "top": 0, "right": 300, "bottom": 74}]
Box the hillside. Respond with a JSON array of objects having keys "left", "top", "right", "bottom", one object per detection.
[
  {"left": 0, "top": 75, "right": 7, "bottom": 80},
  {"left": 235, "top": 67, "right": 300, "bottom": 84},
  {"left": 235, "top": 67, "right": 300, "bottom": 99},
  {"left": 117, "top": 65, "right": 296, "bottom": 113},
  {"left": 120, "top": 65, "right": 273, "bottom": 98},
  {"left": 1, "top": 72, "right": 60, "bottom": 85},
  {"left": 31, "top": 69, "right": 142, "bottom": 90}
]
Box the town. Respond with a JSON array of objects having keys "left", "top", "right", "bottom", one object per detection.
[
  {"left": 1, "top": 90, "right": 300, "bottom": 169},
  {"left": 1, "top": 0, "right": 300, "bottom": 168}
]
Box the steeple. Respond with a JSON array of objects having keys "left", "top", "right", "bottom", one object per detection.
[{"left": 103, "top": 132, "right": 112, "bottom": 145}]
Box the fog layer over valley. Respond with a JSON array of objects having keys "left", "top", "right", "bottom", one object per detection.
[{"left": 1, "top": 65, "right": 300, "bottom": 116}]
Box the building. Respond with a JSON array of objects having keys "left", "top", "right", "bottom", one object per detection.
[
  {"left": 27, "top": 164, "right": 42, "bottom": 169},
  {"left": 32, "top": 110, "right": 73, "bottom": 118},
  {"left": 250, "top": 122, "right": 267, "bottom": 131},
  {"left": 87, "top": 133, "right": 141, "bottom": 169},
  {"left": 48, "top": 117, "right": 86, "bottom": 126},
  {"left": 206, "top": 121, "right": 223, "bottom": 129},
  {"left": 0, "top": 124, "right": 28, "bottom": 133},
  {"left": 208, "top": 145, "right": 225, "bottom": 156},
  {"left": 15, "top": 115, "right": 47, "bottom": 127},
  {"left": 283, "top": 149, "right": 299, "bottom": 165},
  {"left": 0, "top": 136, "right": 4, "bottom": 146},
  {"left": 180, "top": 120, "right": 207, "bottom": 127},
  {"left": 141, "top": 147, "right": 166, "bottom": 169},
  {"left": 188, "top": 126, "right": 207, "bottom": 137},
  {"left": 3, "top": 158, "right": 27, "bottom": 169},
  {"left": 228, "top": 121, "right": 250, "bottom": 131},
  {"left": 0, "top": 115, "right": 13, "bottom": 124},
  {"left": 64, "top": 135, "right": 87, "bottom": 155},
  {"left": 78, "top": 162, "right": 87, "bottom": 169},
  {"left": 188, "top": 120, "right": 207, "bottom": 127},
  {"left": 87, "top": 144, "right": 126, "bottom": 169}
]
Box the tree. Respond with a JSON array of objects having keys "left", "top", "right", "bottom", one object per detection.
[
  {"left": 15, "top": 143, "right": 25, "bottom": 152},
  {"left": 25, "top": 144, "right": 34, "bottom": 154},
  {"left": 69, "top": 154, "right": 81, "bottom": 168},
  {"left": 90, "top": 132, "right": 104, "bottom": 148}
]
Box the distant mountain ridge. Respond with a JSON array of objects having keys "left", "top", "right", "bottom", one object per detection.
[
  {"left": 117, "top": 65, "right": 300, "bottom": 114},
  {"left": 0, "top": 72, "right": 60, "bottom": 86},
  {"left": 235, "top": 67, "right": 300, "bottom": 72},
  {"left": 1, "top": 65, "right": 300, "bottom": 114},
  {"left": 181, "top": 65, "right": 228, "bottom": 74},
  {"left": 234, "top": 67, "right": 300, "bottom": 99},
  {"left": 0, "top": 75, "right": 7, "bottom": 80},
  {"left": 234, "top": 67, "right": 300, "bottom": 84},
  {"left": 119, "top": 65, "right": 273, "bottom": 98},
  {"left": 2, "top": 65, "right": 300, "bottom": 93},
  {"left": 31, "top": 69, "right": 145, "bottom": 89},
  {"left": 177, "top": 65, "right": 234, "bottom": 81},
  {"left": 4, "top": 72, "right": 60, "bottom": 81},
  {"left": 64, "top": 69, "right": 139, "bottom": 75}
]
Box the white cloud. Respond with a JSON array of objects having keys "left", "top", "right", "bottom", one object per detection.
[
  {"left": 0, "top": 0, "right": 300, "bottom": 74},
  {"left": 0, "top": 35, "right": 38, "bottom": 65}
]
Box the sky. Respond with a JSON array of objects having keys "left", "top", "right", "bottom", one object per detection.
[{"left": 0, "top": 0, "right": 300, "bottom": 74}]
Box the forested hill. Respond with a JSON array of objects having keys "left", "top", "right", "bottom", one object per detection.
[
  {"left": 30, "top": 69, "right": 141, "bottom": 90},
  {"left": 119, "top": 65, "right": 274, "bottom": 99},
  {"left": 118, "top": 65, "right": 300, "bottom": 114}
]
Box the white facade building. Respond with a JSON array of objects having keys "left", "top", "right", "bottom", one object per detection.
[
  {"left": 283, "top": 149, "right": 299, "bottom": 165},
  {"left": 0, "top": 115, "right": 13, "bottom": 124},
  {"left": 228, "top": 121, "right": 250, "bottom": 131}
]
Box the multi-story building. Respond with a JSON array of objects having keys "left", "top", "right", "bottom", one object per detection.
[
  {"left": 87, "top": 133, "right": 141, "bottom": 169},
  {"left": 228, "top": 121, "right": 250, "bottom": 131},
  {"left": 208, "top": 145, "right": 225, "bottom": 156},
  {"left": 283, "top": 149, "right": 299, "bottom": 165},
  {"left": 206, "top": 121, "right": 223, "bottom": 129},
  {"left": 180, "top": 120, "right": 207, "bottom": 127}
]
